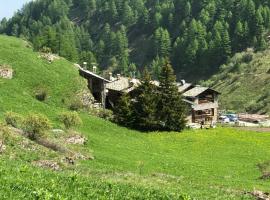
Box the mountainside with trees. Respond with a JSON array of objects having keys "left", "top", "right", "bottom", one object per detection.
[{"left": 1, "top": 0, "right": 270, "bottom": 81}]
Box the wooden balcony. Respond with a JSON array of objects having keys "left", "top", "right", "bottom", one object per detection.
[{"left": 192, "top": 102, "right": 218, "bottom": 111}]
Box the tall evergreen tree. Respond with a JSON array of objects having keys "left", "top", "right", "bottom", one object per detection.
[
  {"left": 133, "top": 70, "right": 158, "bottom": 131},
  {"left": 114, "top": 93, "right": 134, "bottom": 127},
  {"left": 157, "top": 59, "right": 187, "bottom": 131}
]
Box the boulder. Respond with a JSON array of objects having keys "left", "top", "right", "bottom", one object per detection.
[
  {"left": 0, "top": 66, "right": 13, "bottom": 79},
  {"left": 66, "top": 135, "right": 87, "bottom": 145}
]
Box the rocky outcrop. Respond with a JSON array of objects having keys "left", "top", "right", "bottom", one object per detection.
[
  {"left": 66, "top": 135, "right": 87, "bottom": 145},
  {"left": 33, "top": 160, "right": 60, "bottom": 171},
  {"left": 78, "top": 90, "right": 95, "bottom": 108},
  {"left": 250, "top": 190, "right": 270, "bottom": 200},
  {"left": 38, "top": 53, "right": 59, "bottom": 63},
  {"left": 0, "top": 140, "right": 6, "bottom": 153},
  {"left": 0, "top": 65, "right": 13, "bottom": 79}
]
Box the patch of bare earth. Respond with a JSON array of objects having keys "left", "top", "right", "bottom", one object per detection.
[{"left": 236, "top": 127, "right": 270, "bottom": 133}]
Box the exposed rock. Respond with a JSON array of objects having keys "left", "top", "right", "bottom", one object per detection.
[
  {"left": 0, "top": 65, "right": 13, "bottom": 79},
  {"left": 250, "top": 190, "right": 270, "bottom": 200},
  {"left": 52, "top": 129, "right": 65, "bottom": 134},
  {"left": 33, "top": 160, "right": 60, "bottom": 171},
  {"left": 0, "top": 140, "right": 6, "bottom": 153},
  {"left": 19, "top": 140, "right": 37, "bottom": 151},
  {"left": 77, "top": 90, "right": 94, "bottom": 108},
  {"left": 39, "top": 53, "right": 59, "bottom": 63},
  {"left": 8, "top": 127, "right": 23, "bottom": 135},
  {"left": 73, "top": 152, "right": 94, "bottom": 160},
  {"left": 66, "top": 135, "right": 87, "bottom": 145}
]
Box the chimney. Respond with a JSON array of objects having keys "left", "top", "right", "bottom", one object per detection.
[
  {"left": 109, "top": 72, "right": 113, "bottom": 81},
  {"left": 93, "top": 66, "right": 97, "bottom": 73},
  {"left": 83, "top": 62, "right": 87, "bottom": 69},
  {"left": 180, "top": 80, "right": 186, "bottom": 85},
  {"left": 117, "top": 74, "right": 121, "bottom": 80}
]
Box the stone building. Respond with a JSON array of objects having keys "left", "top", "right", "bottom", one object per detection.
[{"left": 78, "top": 66, "right": 220, "bottom": 125}]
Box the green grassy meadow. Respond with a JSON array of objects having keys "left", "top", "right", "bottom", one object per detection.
[{"left": 0, "top": 35, "right": 269, "bottom": 199}]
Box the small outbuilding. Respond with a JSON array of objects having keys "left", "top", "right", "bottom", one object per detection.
[{"left": 78, "top": 66, "right": 110, "bottom": 108}]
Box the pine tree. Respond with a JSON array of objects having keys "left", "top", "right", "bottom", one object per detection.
[
  {"left": 133, "top": 69, "right": 158, "bottom": 131},
  {"left": 0, "top": 18, "right": 7, "bottom": 33},
  {"left": 234, "top": 21, "right": 244, "bottom": 51},
  {"left": 157, "top": 59, "right": 187, "bottom": 131},
  {"left": 113, "top": 93, "right": 134, "bottom": 127},
  {"left": 109, "top": 0, "right": 118, "bottom": 22}
]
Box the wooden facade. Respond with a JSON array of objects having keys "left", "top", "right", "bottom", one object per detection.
[{"left": 183, "top": 87, "right": 220, "bottom": 125}]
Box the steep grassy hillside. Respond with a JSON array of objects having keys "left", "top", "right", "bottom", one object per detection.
[
  {"left": 204, "top": 49, "right": 270, "bottom": 114},
  {"left": 0, "top": 35, "right": 87, "bottom": 120},
  {"left": 1, "top": 36, "right": 270, "bottom": 199}
]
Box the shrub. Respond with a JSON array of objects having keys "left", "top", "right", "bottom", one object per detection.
[
  {"left": 242, "top": 52, "right": 253, "bottom": 63},
  {"left": 98, "top": 109, "right": 114, "bottom": 121},
  {"left": 0, "top": 123, "right": 11, "bottom": 143},
  {"left": 35, "top": 87, "right": 48, "bottom": 102},
  {"left": 69, "top": 99, "right": 83, "bottom": 111},
  {"left": 4, "top": 112, "right": 22, "bottom": 128},
  {"left": 90, "top": 109, "right": 114, "bottom": 121},
  {"left": 22, "top": 113, "right": 51, "bottom": 140},
  {"left": 40, "top": 46, "right": 52, "bottom": 54},
  {"left": 59, "top": 112, "right": 82, "bottom": 129}
]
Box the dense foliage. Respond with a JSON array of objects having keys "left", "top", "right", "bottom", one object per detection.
[
  {"left": 1, "top": 0, "right": 270, "bottom": 80},
  {"left": 114, "top": 60, "right": 187, "bottom": 131}
]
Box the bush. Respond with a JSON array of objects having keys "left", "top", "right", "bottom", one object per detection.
[
  {"left": 59, "top": 112, "right": 82, "bottom": 129},
  {"left": 242, "top": 52, "right": 253, "bottom": 63},
  {"left": 69, "top": 99, "right": 83, "bottom": 111},
  {"left": 35, "top": 87, "right": 48, "bottom": 102},
  {"left": 22, "top": 113, "right": 51, "bottom": 140},
  {"left": 4, "top": 112, "right": 22, "bottom": 128},
  {"left": 40, "top": 46, "right": 52, "bottom": 54},
  {"left": 98, "top": 109, "right": 114, "bottom": 121},
  {"left": 89, "top": 109, "right": 114, "bottom": 121},
  {"left": 0, "top": 123, "right": 11, "bottom": 143}
]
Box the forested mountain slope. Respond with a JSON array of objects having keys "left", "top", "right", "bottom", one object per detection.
[
  {"left": 204, "top": 48, "right": 270, "bottom": 114},
  {"left": 1, "top": 0, "right": 270, "bottom": 81}
]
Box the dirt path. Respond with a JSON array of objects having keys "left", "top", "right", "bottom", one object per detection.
[{"left": 236, "top": 127, "right": 270, "bottom": 133}]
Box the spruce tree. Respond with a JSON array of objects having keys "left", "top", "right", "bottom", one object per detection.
[
  {"left": 133, "top": 69, "right": 158, "bottom": 131},
  {"left": 157, "top": 59, "right": 187, "bottom": 131},
  {"left": 114, "top": 93, "right": 134, "bottom": 127}
]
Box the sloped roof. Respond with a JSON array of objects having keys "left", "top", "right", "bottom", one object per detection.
[
  {"left": 178, "top": 83, "right": 193, "bottom": 93},
  {"left": 106, "top": 77, "right": 140, "bottom": 92},
  {"left": 78, "top": 65, "right": 110, "bottom": 83},
  {"left": 183, "top": 86, "right": 220, "bottom": 97}
]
